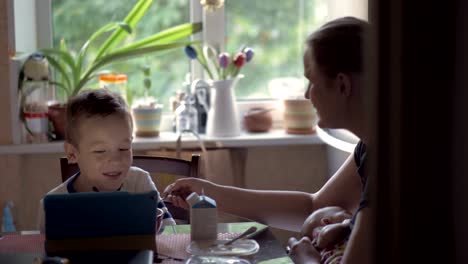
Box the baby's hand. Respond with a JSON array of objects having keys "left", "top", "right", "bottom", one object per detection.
[
  {"left": 316, "top": 222, "right": 350, "bottom": 249},
  {"left": 287, "top": 236, "right": 321, "bottom": 264}
]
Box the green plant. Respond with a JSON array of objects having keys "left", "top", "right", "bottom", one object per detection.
[
  {"left": 131, "top": 61, "right": 157, "bottom": 108},
  {"left": 142, "top": 63, "right": 152, "bottom": 99},
  {"left": 41, "top": 0, "right": 202, "bottom": 100}
]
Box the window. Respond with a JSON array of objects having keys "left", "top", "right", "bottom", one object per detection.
[
  {"left": 225, "top": 0, "right": 328, "bottom": 99},
  {"left": 18, "top": 0, "right": 367, "bottom": 111},
  {"left": 51, "top": 0, "right": 190, "bottom": 110}
]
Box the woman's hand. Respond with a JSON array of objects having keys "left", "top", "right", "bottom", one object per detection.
[
  {"left": 162, "top": 178, "right": 213, "bottom": 209},
  {"left": 287, "top": 236, "right": 321, "bottom": 264}
]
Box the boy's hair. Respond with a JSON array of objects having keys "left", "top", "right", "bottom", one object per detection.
[{"left": 65, "top": 89, "right": 132, "bottom": 146}]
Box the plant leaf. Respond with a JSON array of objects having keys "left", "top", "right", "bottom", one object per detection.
[
  {"left": 49, "top": 81, "right": 68, "bottom": 95},
  {"left": 58, "top": 39, "right": 69, "bottom": 90},
  {"left": 77, "top": 22, "right": 130, "bottom": 82},
  {"left": 42, "top": 54, "right": 72, "bottom": 97},
  {"left": 114, "top": 22, "right": 202, "bottom": 52},
  {"left": 95, "top": 0, "right": 153, "bottom": 59},
  {"left": 97, "top": 41, "right": 197, "bottom": 67},
  {"left": 41, "top": 48, "right": 77, "bottom": 86},
  {"left": 75, "top": 41, "right": 196, "bottom": 96}
]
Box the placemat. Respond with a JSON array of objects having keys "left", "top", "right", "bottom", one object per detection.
[{"left": 0, "top": 233, "right": 239, "bottom": 257}]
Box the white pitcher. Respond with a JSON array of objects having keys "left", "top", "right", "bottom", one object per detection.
[{"left": 205, "top": 75, "right": 243, "bottom": 137}]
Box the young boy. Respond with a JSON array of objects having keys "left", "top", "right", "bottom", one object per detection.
[
  {"left": 300, "top": 206, "right": 353, "bottom": 264},
  {"left": 37, "top": 89, "right": 175, "bottom": 232}
]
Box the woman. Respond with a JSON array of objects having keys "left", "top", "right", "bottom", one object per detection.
[{"left": 164, "top": 17, "right": 371, "bottom": 264}]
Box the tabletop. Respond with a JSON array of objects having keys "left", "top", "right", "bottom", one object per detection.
[{"left": 0, "top": 222, "right": 293, "bottom": 264}]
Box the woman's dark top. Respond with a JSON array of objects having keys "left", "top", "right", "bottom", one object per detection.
[{"left": 350, "top": 140, "right": 368, "bottom": 228}]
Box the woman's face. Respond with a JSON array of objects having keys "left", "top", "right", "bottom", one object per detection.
[{"left": 303, "top": 47, "right": 342, "bottom": 129}]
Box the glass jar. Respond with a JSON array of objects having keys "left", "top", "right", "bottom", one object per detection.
[
  {"left": 175, "top": 95, "right": 198, "bottom": 134},
  {"left": 99, "top": 74, "right": 128, "bottom": 102},
  {"left": 21, "top": 80, "right": 51, "bottom": 143}
]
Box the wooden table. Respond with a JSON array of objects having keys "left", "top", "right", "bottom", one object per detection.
[{"left": 0, "top": 222, "right": 292, "bottom": 264}]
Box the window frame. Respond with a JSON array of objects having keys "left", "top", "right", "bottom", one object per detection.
[
  {"left": 27, "top": 0, "right": 368, "bottom": 100},
  {"left": 34, "top": 0, "right": 211, "bottom": 81}
]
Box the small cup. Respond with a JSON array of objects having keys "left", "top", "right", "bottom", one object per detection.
[{"left": 156, "top": 208, "right": 164, "bottom": 234}]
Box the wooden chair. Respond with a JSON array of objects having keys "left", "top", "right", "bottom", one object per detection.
[{"left": 59, "top": 154, "right": 201, "bottom": 223}]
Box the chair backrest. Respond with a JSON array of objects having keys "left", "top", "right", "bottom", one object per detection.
[
  {"left": 59, "top": 154, "right": 201, "bottom": 223},
  {"left": 60, "top": 154, "right": 200, "bottom": 182}
]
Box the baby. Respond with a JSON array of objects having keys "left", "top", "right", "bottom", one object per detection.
[
  {"left": 37, "top": 89, "right": 175, "bottom": 232},
  {"left": 301, "top": 206, "right": 352, "bottom": 264}
]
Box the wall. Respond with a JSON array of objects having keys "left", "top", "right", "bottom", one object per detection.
[
  {"left": 0, "top": 0, "right": 14, "bottom": 144},
  {"left": 0, "top": 0, "right": 22, "bottom": 229}
]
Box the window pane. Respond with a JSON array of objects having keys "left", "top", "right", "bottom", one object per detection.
[
  {"left": 225, "top": 0, "right": 328, "bottom": 99},
  {"left": 52, "top": 0, "right": 190, "bottom": 111}
]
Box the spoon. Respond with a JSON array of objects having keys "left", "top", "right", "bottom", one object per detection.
[{"left": 223, "top": 226, "right": 258, "bottom": 246}]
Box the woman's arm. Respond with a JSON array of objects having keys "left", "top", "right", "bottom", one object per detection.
[
  {"left": 341, "top": 207, "right": 373, "bottom": 264},
  {"left": 165, "top": 177, "right": 314, "bottom": 231},
  {"left": 312, "top": 154, "right": 362, "bottom": 213},
  {"left": 165, "top": 153, "right": 361, "bottom": 231}
]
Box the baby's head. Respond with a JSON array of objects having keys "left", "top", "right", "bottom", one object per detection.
[
  {"left": 64, "top": 89, "right": 133, "bottom": 191},
  {"left": 301, "top": 206, "right": 352, "bottom": 238}
]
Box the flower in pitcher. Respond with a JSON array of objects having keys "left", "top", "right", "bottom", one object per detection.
[
  {"left": 218, "top": 52, "right": 230, "bottom": 68},
  {"left": 233, "top": 52, "right": 246, "bottom": 68},
  {"left": 184, "top": 45, "right": 198, "bottom": 59},
  {"left": 184, "top": 44, "right": 254, "bottom": 80},
  {"left": 244, "top": 48, "right": 254, "bottom": 62}
]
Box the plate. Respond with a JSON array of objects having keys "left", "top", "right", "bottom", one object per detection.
[
  {"left": 186, "top": 239, "right": 259, "bottom": 256},
  {"left": 185, "top": 255, "right": 251, "bottom": 264}
]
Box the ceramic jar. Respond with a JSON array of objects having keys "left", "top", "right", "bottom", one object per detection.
[
  {"left": 243, "top": 107, "right": 273, "bottom": 133},
  {"left": 283, "top": 99, "right": 317, "bottom": 134},
  {"left": 132, "top": 105, "right": 163, "bottom": 137}
]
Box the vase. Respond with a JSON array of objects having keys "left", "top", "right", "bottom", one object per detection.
[
  {"left": 206, "top": 76, "right": 243, "bottom": 137},
  {"left": 132, "top": 105, "right": 163, "bottom": 137}
]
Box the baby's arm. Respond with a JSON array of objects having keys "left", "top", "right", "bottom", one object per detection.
[{"left": 316, "top": 219, "right": 351, "bottom": 249}]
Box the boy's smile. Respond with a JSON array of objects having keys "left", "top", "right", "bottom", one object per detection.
[{"left": 64, "top": 113, "right": 133, "bottom": 192}]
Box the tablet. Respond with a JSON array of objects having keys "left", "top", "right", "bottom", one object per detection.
[{"left": 44, "top": 191, "right": 158, "bottom": 240}]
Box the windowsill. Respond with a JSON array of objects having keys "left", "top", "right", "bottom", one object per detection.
[{"left": 0, "top": 129, "right": 324, "bottom": 155}]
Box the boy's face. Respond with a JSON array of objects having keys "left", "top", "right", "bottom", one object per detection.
[{"left": 65, "top": 114, "right": 133, "bottom": 191}]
